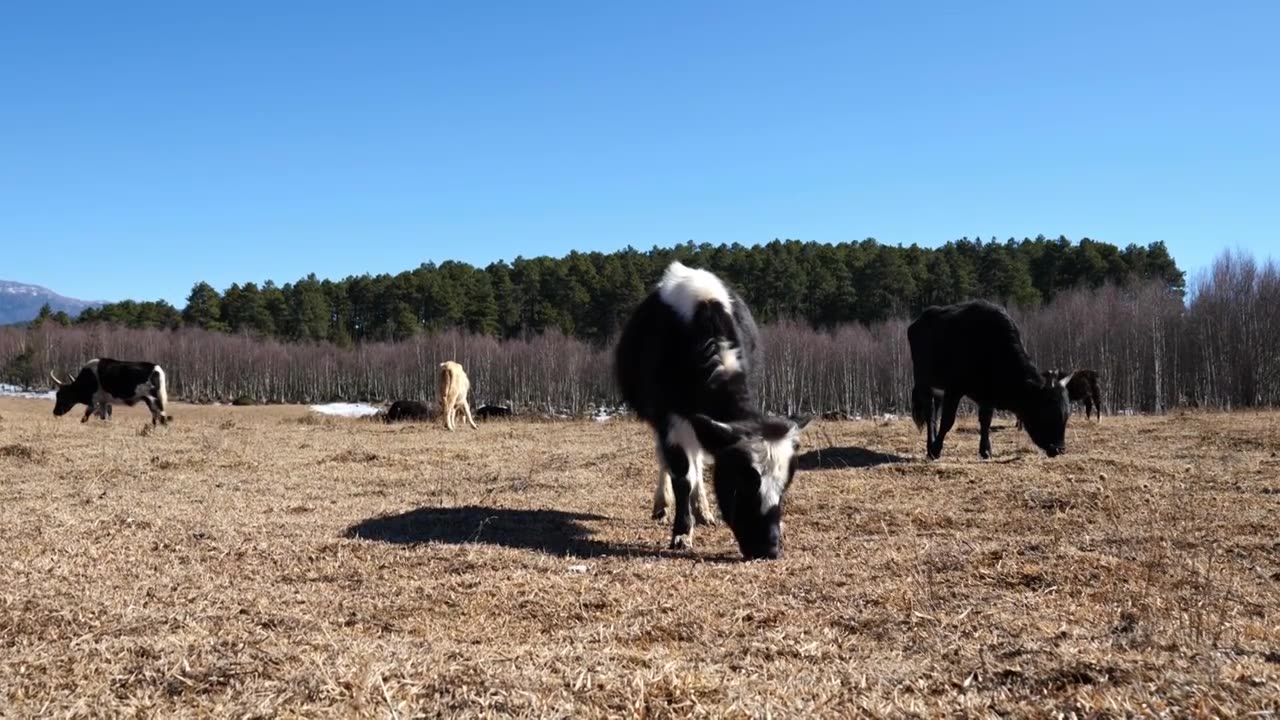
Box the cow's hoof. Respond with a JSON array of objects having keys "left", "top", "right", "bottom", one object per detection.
[
  {"left": 979, "top": 450, "right": 992, "bottom": 460},
  {"left": 694, "top": 513, "right": 717, "bottom": 527},
  {"left": 651, "top": 507, "right": 667, "bottom": 522},
  {"left": 670, "top": 534, "right": 693, "bottom": 551}
]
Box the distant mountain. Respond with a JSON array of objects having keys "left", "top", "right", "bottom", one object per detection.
[{"left": 0, "top": 280, "right": 103, "bottom": 325}]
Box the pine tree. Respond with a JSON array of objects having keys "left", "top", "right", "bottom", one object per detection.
[
  {"left": 31, "top": 303, "right": 55, "bottom": 328},
  {"left": 75, "top": 236, "right": 1187, "bottom": 341},
  {"left": 183, "top": 282, "right": 225, "bottom": 330}
]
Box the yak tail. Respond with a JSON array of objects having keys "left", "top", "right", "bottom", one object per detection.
[
  {"left": 152, "top": 366, "right": 169, "bottom": 414},
  {"left": 911, "top": 385, "right": 932, "bottom": 431},
  {"left": 1088, "top": 373, "right": 1103, "bottom": 421},
  {"left": 438, "top": 363, "right": 455, "bottom": 403}
]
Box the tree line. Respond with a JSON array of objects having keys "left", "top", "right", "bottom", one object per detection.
[
  {"left": 33, "top": 236, "right": 1184, "bottom": 345},
  {"left": 4, "top": 248, "right": 1275, "bottom": 416}
]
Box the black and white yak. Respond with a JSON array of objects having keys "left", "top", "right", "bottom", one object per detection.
[
  {"left": 908, "top": 300, "right": 1071, "bottom": 459},
  {"left": 615, "top": 261, "right": 811, "bottom": 560},
  {"left": 474, "top": 404, "right": 514, "bottom": 420},
  {"left": 51, "top": 358, "right": 171, "bottom": 426}
]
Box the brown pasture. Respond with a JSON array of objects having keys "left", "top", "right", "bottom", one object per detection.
[{"left": 1, "top": 398, "right": 1278, "bottom": 717}]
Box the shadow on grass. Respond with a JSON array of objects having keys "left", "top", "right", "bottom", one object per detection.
[
  {"left": 343, "top": 505, "right": 659, "bottom": 558},
  {"left": 798, "top": 446, "right": 908, "bottom": 470}
]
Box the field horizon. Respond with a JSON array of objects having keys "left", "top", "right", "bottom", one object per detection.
[{"left": 1, "top": 398, "right": 1277, "bottom": 717}]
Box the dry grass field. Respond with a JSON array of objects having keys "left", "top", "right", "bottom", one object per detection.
[{"left": 1, "top": 398, "right": 1278, "bottom": 718}]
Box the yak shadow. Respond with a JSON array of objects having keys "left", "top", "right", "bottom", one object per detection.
[
  {"left": 798, "top": 446, "right": 908, "bottom": 470},
  {"left": 343, "top": 505, "right": 655, "bottom": 558}
]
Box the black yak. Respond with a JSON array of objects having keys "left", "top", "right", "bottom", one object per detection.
[{"left": 909, "top": 300, "right": 1072, "bottom": 459}]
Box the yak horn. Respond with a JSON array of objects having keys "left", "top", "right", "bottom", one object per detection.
[{"left": 50, "top": 370, "right": 64, "bottom": 387}]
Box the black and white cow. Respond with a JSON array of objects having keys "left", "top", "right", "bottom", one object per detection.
[
  {"left": 909, "top": 300, "right": 1071, "bottom": 459},
  {"left": 615, "top": 261, "right": 811, "bottom": 560},
  {"left": 51, "top": 358, "right": 171, "bottom": 426}
]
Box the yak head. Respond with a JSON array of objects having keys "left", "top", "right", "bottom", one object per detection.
[
  {"left": 50, "top": 370, "right": 86, "bottom": 417},
  {"left": 687, "top": 413, "right": 812, "bottom": 560},
  {"left": 1018, "top": 372, "right": 1073, "bottom": 457}
]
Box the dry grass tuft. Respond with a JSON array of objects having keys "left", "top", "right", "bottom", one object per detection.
[
  {"left": 290, "top": 412, "right": 339, "bottom": 427},
  {"left": 0, "top": 442, "right": 42, "bottom": 462},
  {"left": 1, "top": 398, "right": 1278, "bottom": 717},
  {"left": 328, "top": 448, "right": 381, "bottom": 464}
]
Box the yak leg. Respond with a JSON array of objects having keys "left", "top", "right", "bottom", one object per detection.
[
  {"left": 651, "top": 441, "right": 673, "bottom": 521},
  {"left": 978, "top": 404, "right": 995, "bottom": 459},
  {"left": 924, "top": 392, "right": 940, "bottom": 458},
  {"left": 689, "top": 450, "right": 716, "bottom": 526},
  {"left": 923, "top": 390, "right": 939, "bottom": 457},
  {"left": 914, "top": 385, "right": 938, "bottom": 457},
  {"left": 929, "top": 393, "right": 960, "bottom": 460},
  {"left": 140, "top": 396, "right": 163, "bottom": 426},
  {"left": 652, "top": 470, "right": 672, "bottom": 521},
  {"left": 652, "top": 441, "right": 712, "bottom": 526},
  {"left": 147, "top": 392, "right": 168, "bottom": 425},
  {"left": 660, "top": 441, "right": 696, "bottom": 551}
]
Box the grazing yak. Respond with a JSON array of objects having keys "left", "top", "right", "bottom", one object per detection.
[
  {"left": 474, "top": 404, "right": 513, "bottom": 420},
  {"left": 1048, "top": 368, "right": 1103, "bottom": 421},
  {"left": 437, "top": 361, "right": 478, "bottom": 431},
  {"left": 1018, "top": 369, "right": 1103, "bottom": 429},
  {"left": 909, "top": 300, "right": 1071, "bottom": 459},
  {"left": 615, "top": 261, "right": 811, "bottom": 560},
  {"left": 51, "top": 358, "right": 171, "bottom": 426},
  {"left": 383, "top": 399, "right": 434, "bottom": 423}
]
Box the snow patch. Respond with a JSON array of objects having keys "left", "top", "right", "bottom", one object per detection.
[
  {"left": 0, "top": 384, "right": 54, "bottom": 400},
  {"left": 309, "top": 402, "right": 380, "bottom": 418}
]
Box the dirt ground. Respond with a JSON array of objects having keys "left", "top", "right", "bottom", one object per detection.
[{"left": 1, "top": 398, "right": 1278, "bottom": 718}]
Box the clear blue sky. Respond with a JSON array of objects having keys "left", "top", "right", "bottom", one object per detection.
[{"left": 2, "top": 1, "right": 1276, "bottom": 305}]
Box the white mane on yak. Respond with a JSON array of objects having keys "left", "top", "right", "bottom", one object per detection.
[{"left": 656, "top": 261, "right": 733, "bottom": 324}]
